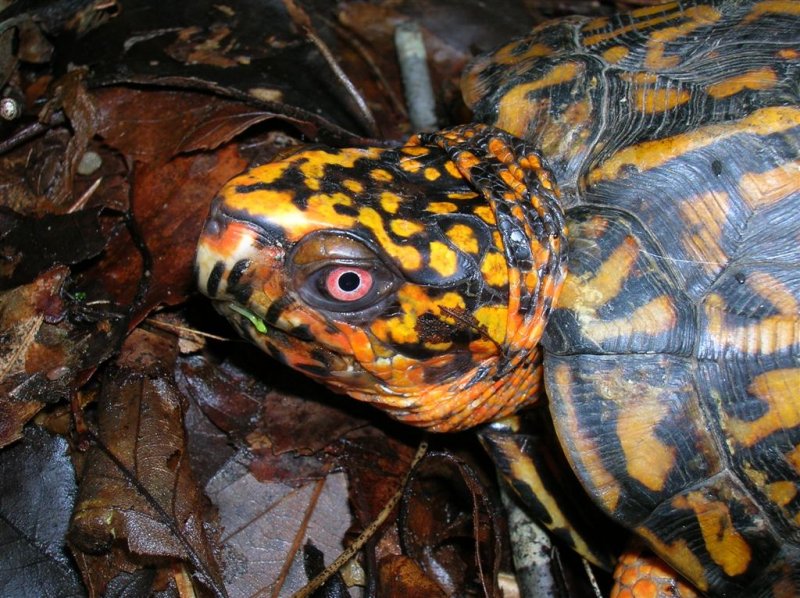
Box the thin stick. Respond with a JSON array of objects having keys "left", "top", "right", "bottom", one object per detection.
[
  {"left": 290, "top": 440, "right": 429, "bottom": 598},
  {"left": 143, "top": 317, "right": 233, "bottom": 343},
  {"left": 283, "top": 0, "right": 378, "bottom": 137},
  {"left": 395, "top": 21, "right": 437, "bottom": 132},
  {"left": 271, "top": 476, "right": 329, "bottom": 598},
  {"left": 326, "top": 17, "right": 407, "bottom": 118}
]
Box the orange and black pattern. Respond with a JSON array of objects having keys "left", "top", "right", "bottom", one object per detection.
[
  {"left": 196, "top": 125, "right": 566, "bottom": 431},
  {"left": 463, "top": 0, "right": 800, "bottom": 201},
  {"left": 197, "top": 0, "right": 799, "bottom": 595}
]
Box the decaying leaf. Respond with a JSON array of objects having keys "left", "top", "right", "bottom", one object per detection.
[
  {"left": 69, "top": 328, "right": 224, "bottom": 596},
  {"left": 0, "top": 0, "right": 622, "bottom": 594},
  {"left": 0, "top": 425, "right": 84, "bottom": 597},
  {"left": 204, "top": 455, "right": 350, "bottom": 596},
  {"left": 0, "top": 266, "right": 125, "bottom": 448},
  {"left": 0, "top": 207, "right": 107, "bottom": 290},
  {"left": 378, "top": 555, "right": 447, "bottom": 597}
]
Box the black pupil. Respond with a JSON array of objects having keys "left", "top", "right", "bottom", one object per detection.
[{"left": 338, "top": 271, "right": 361, "bottom": 292}]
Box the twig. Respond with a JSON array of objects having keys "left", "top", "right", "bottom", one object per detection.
[
  {"left": 290, "top": 440, "right": 429, "bottom": 598},
  {"left": 143, "top": 316, "right": 234, "bottom": 343},
  {"left": 282, "top": 0, "right": 378, "bottom": 137},
  {"left": 272, "top": 476, "right": 329, "bottom": 598},
  {"left": 0, "top": 112, "right": 66, "bottom": 155},
  {"left": 325, "top": 17, "right": 407, "bottom": 118},
  {"left": 394, "top": 21, "right": 437, "bottom": 132},
  {"left": 68, "top": 177, "right": 103, "bottom": 213}
]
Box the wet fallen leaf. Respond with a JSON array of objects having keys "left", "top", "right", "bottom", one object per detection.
[
  {"left": 0, "top": 266, "right": 125, "bottom": 448},
  {"left": 69, "top": 328, "right": 224, "bottom": 596},
  {"left": 206, "top": 454, "right": 352, "bottom": 597},
  {"left": 378, "top": 555, "right": 447, "bottom": 597},
  {"left": 0, "top": 425, "right": 83, "bottom": 597},
  {"left": 398, "top": 450, "right": 503, "bottom": 596},
  {"left": 0, "top": 207, "right": 107, "bottom": 289},
  {"left": 76, "top": 144, "right": 248, "bottom": 322},
  {"left": 94, "top": 88, "right": 286, "bottom": 161},
  {"left": 0, "top": 0, "right": 622, "bottom": 595}
]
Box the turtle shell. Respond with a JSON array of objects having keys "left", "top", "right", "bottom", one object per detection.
[{"left": 464, "top": 0, "right": 800, "bottom": 595}]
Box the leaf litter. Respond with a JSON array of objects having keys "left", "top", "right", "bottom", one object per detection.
[{"left": 0, "top": 0, "right": 618, "bottom": 595}]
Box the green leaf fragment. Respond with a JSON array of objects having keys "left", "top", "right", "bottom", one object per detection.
[{"left": 229, "top": 303, "right": 268, "bottom": 334}]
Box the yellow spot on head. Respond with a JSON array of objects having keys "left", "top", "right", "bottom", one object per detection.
[
  {"left": 225, "top": 189, "right": 356, "bottom": 242},
  {"left": 299, "top": 148, "right": 378, "bottom": 180},
  {"left": 424, "top": 167, "right": 441, "bottom": 181},
  {"left": 447, "top": 191, "right": 479, "bottom": 200},
  {"left": 235, "top": 161, "right": 290, "bottom": 186},
  {"left": 379, "top": 314, "right": 419, "bottom": 345},
  {"left": 473, "top": 304, "right": 507, "bottom": 345},
  {"left": 481, "top": 252, "right": 509, "bottom": 287},
  {"left": 370, "top": 168, "right": 394, "bottom": 182},
  {"left": 444, "top": 160, "right": 463, "bottom": 180},
  {"left": 380, "top": 191, "right": 401, "bottom": 214},
  {"left": 304, "top": 176, "right": 320, "bottom": 191},
  {"left": 399, "top": 158, "right": 423, "bottom": 173},
  {"left": 439, "top": 291, "right": 466, "bottom": 312},
  {"left": 474, "top": 205, "right": 496, "bottom": 225},
  {"left": 343, "top": 179, "right": 364, "bottom": 194},
  {"left": 446, "top": 224, "right": 479, "bottom": 254},
  {"left": 456, "top": 150, "right": 481, "bottom": 172},
  {"left": 429, "top": 241, "right": 458, "bottom": 277},
  {"left": 424, "top": 341, "right": 453, "bottom": 351},
  {"left": 426, "top": 202, "right": 458, "bottom": 214},
  {"left": 359, "top": 208, "right": 421, "bottom": 269},
  {"left": 400, "top": 146, "right": 430, "bottom": 157},
  {"left": 390, "top": 219, "right": 424, "bottom": 237}
]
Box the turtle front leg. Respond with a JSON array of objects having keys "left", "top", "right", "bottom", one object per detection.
[
  {"left": 612, "top": 543, "right": 701, "bottom": 598},
  {"left": 478, "top": 409, "right": 623, "bottom": 589}
]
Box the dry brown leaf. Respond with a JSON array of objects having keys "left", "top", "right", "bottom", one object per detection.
[
  {"left": 0, "top": 266, "right": 124, "bottom": 448},
  {"left": 205, "top": 454, "right": 352, "bottom": 597},
  {"left": 69, "top": 328, "right": 224, "bottom": 596}
]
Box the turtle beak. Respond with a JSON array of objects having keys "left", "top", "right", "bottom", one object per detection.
[{"left": 195, "top": 200, "right": 285, "bottom": 317}]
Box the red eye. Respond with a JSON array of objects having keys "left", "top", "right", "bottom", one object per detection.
[{"left": 325, "top": 267, "right": 373, "bottom": 301}]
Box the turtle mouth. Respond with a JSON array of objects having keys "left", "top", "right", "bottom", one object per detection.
[
  {"left": 227, "top": 303, "right": 269, "bottom": 335},
  {"left": 216, "top": 300, "right": 316, "bottom": 345}
]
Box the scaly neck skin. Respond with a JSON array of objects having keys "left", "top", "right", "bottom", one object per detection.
[
  {"left": 346, "top": 345, "right": 547, "bottom": 433},
  {"left": 195, "top": 124, "right": 568, "bottom": 432}
]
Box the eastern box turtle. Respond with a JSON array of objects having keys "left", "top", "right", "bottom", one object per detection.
[{"left": 195, "top": 0, "right": 800, "bottom": 595}]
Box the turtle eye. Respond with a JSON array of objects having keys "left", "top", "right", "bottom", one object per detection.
[
  {"left": 291, "top": 231, "right": 399, "bottom": 316},
  {"left": 325, "top": 267, "right": 373, "bottom": 301}
]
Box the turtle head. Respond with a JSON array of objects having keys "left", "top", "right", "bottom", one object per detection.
[{"left": 195, "top": 125, "right": 567, "bottom": 431}]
